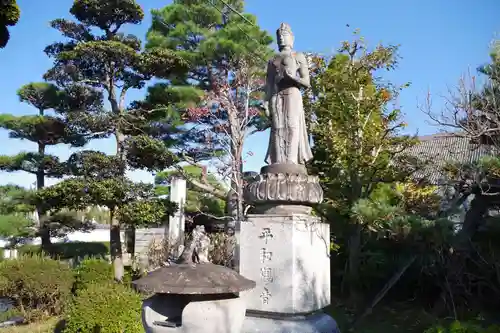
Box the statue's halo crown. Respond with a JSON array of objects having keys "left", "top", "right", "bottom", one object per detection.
[{"left": 277, "top": 22, "right": 293, "bottom": 36}]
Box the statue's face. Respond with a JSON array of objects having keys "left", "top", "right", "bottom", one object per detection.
[{"left": 277, "top": 30, "right": 293, "bottom": 50}]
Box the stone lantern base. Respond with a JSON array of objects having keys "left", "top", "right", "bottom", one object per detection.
[
  {"left": 142, "top": 294, "right": 246, "bottom": 333},
  {"left": 133, "top": 225, "right": 256, "bottom": 333}
]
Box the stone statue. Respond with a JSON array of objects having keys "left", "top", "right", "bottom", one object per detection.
[
  {"left": 176, "top": 225, "right": 206, "bottom": 265},
  {"left": 244, "top": 23, "right": 323, "bottom": 215},
  {"left": 263, "top": 22, "right": 313, "bottom": 165},
  {"left": 195, "top": 227, "right": 211, "bottom": 263}
]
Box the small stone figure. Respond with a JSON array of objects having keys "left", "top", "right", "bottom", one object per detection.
[
  {"left": 195, "top": 227, "right": 211, "bottom": 263},
  {"left": 176, "top": 225, "right": 206, "bottom": 265},
  {"left": 263, "top": 22, "right": 313, "bottom": 165}
]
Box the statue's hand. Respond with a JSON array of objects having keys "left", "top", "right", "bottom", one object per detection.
[
  {"left": 275, "top": 70, "right": 284, "bottom": 83},
  {"left": 284, "top": 69, "right": 295, "bottom": 78}
]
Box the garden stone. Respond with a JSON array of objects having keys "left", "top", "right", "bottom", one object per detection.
[
  {"left": 0, "top": 316, "right": 23, "bottom": 328},
  {"left": 0, "top": 297, "right": 21, "bottom": 329},
  {"left": 0, "top": 297, "right": 13, "bottom": 313}
]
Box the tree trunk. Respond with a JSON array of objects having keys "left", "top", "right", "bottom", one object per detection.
[
  {"left": 111, "top": 130, "right": 127, "bottom": 282},
  {"left": 109, "top": 209, "right": 124, "bottom": 281},
  {"left": 347, "top": 222, "right": 363, "bottom": 305},
  {"left": 36, "top": 138, "right": 51, "bottom": 251},
  {"left": 438, "top": 192, "right": 470, "bottom": 218},
  {"left": 225, "top": 136, "right": 244, "bottom": 230},
  {"left": 36, "top": 170, "right": 51, "bottom": 251},
  {"left": 39, "top": 225, "right": 52, "bottom": 252},
  {"left": 351, "top": 255, "right": 417, "bottom": 329},
  {"left": 455, "top": 195, "right": 488, "bottom": 247},
  {"left": 432, "top": 194, "right": 489, "bottom": 315},
  {"left": 226, "top": 171, "right": 243, "bottom": 220},
  {"left": 347, "top": 172, "right": 364, "bottom": 305}
]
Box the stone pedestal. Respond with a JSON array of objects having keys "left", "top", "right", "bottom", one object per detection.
[
  {"left": 238, "top": 215, "right": 338, "bottom": 332},
  {"left": 241, "top": 312, "right": 339, "bottom": 333},
  {"left": 240, "top": 163, "right": 339, "bottom": 332},
  {"left": 240, "top": 214, "right": 331, "bottom": 313}
]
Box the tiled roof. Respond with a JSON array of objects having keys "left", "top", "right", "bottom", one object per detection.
[{"left": 407, "top": 133, "right": 499, "bottom": 184}]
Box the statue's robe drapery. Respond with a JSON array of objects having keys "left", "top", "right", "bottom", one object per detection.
[{"left": 264, "top": 54, "right": 313, "bottom": 165}]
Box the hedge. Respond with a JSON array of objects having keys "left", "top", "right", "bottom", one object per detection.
[
  {"left": 63, "top": 282, "right": 143, "bottom": 333},
  {"left": 0, "top": 255, "right": 74, "bottom": 322},
  {"left": 18, "top": 241, "right": 110, "bottom": 260}
]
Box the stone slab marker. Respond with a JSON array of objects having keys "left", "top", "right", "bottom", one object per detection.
[
  {"left": 239, "top": 215, "right": 331, "bottom": 313},
  {"left": 238, "top": 22, "right": 339, "bottom": 333},
  {"left": 169, "top": 177, "right": 186, "bottom": 255}
]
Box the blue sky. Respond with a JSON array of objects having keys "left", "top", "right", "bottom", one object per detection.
[{"left": 0, "top": 0, "right": 499, "bottom": 188}]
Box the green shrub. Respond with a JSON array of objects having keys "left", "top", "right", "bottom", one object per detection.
[
  {"left": 208, "top": 232, "right": 236, "bottom": 268},
  {"left": 424, "top": 321, "right": 500, "bottom": 333},
  {"left": 73, "top": 258, "right": 113, "bottom": 292},
  {"left": 124, "top": 265, "right": 141, "bottom": 284},
  {"left": 63, "top": 282, "right": 143, "bottom": 333},
  {"left": 19, "top": 241, "right": 110, "bottom": 259},
  {"left": 0, "top": 255, "right": 74, "bottom": 322}
]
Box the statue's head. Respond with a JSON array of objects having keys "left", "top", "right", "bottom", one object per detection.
[
  {"left": 192, "top": 225, "right": 205, "bottom": 240},
  {"left": 276, "top": 22, "right": 294, "bottom": 50}
]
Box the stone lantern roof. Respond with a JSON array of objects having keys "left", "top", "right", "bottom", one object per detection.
[
  {"left": 132, "top": 225, "right": 255, "bottom": 295},
  {"left": 133, "top": 263, "right": 255, "bottom": 295}
]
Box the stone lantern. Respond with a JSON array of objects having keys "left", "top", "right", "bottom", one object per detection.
[{"left": 133, "top": 226, "right": 256, "bottom": 333}]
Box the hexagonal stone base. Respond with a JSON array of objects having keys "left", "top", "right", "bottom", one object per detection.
[
  {"left": 239, "top": 214, "right": 331, "bottom": 314},
  {"left": 242, "top": 312, "right": 340, "bottom": 333}
]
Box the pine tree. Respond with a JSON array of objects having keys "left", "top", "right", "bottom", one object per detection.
[
  {"left": 0, "top": 82, "right": 89, "bottom": 249},
  {"left": 0, "top": 0, "right": 20, "bottom": 48},
  {"left": 145, "top": 0, "right": 273, "bottom": 221},
  {"left": 32, "top": 0, "right": 186, "bottom": 280}
]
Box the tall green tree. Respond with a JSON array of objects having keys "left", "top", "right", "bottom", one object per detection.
[
  {"left": 145, "top": 0, "right": 272, "bottom": 221},
  {"left": 36, "top": 0, "right": 186, "bottom": 280},
  {"left": 0, "top": 82, "right": 88, "bottom": 249},
  {"left": 0, "top": 0, "right": 20, "bottom": 48},
  {"left": 308, "top": 34, "right": 417, "bottom": 302}
]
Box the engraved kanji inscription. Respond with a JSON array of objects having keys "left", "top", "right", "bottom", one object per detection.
[
  {"left": 259, "top": 248, "right": 273, "bottom": 263},
  {"left": 259, "top": 227, "right": 274, "bottom": 244},
  {"left": 260, "top": 267, "right": 274, "bottom": 283},
  {"left": 260, "top": 287, "right": 271, "bottom": 305}
]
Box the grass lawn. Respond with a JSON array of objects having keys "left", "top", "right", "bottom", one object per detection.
[
  {"left": 0, "top": 306, "right": 434, "bottom": 333},
  {"left": 0, "top": 318, "right": 59, "bottom": 333},
  {"left": 328, "top": 301, "right": 437, "bottom": 333}
]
